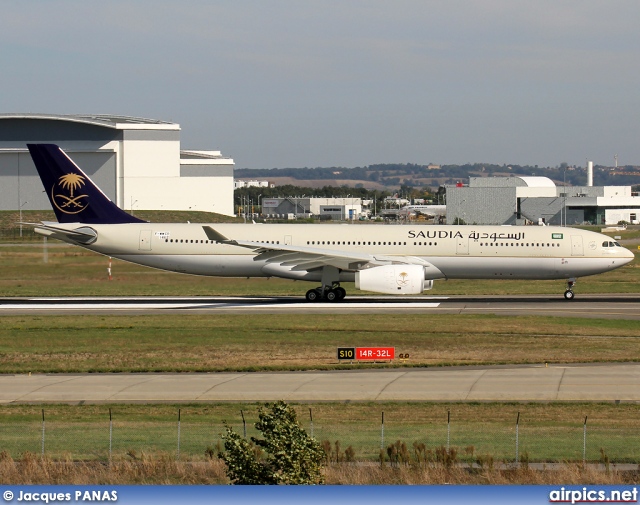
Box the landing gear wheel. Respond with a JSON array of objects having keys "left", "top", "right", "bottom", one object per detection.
[
  {"left": 564, "top": 278, "right": 576, "bottom": 300},
  {"left": 305, "top": 289, "right": 321, "bottom": 302},
  {"left": 336, "top": 287, "right": 346, "bottom": 300},
  {"left": 325, "top": 289, "right": 339, "bottom": 302}
]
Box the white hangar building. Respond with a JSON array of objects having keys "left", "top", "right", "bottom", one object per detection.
[
  {"left": 446, "top": 176, "right": 640, "bottom": 226},
  {"left": 0, "top": 113, "right": 235, "bottom": 216}
]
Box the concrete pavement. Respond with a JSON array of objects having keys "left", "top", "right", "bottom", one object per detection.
[{"left": 2, "top": 363, "right": 639, "bottom": 404}]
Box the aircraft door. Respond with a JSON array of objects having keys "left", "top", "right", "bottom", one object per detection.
[
  {"left": 456, "top": 236, "right": 469, "bottom": 255},
  {"left": 139, "top": 230, "right": 152, "bottom": 251},
  {"left": 570, "top": 235, "right": 584, "bottom": 256},
  {"left": 284, "top": 235, "right": 292, "bottom": 245}
]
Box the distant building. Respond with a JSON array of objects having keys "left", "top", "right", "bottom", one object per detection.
[
  {"left": 446, "top": 176, "right": 640, "bottom": 225},
  {"left": 260, "top": 197, "right": 362, "bottom": 220},
  {"left": 234, "top": 179, "right": 270, "bottom": 189},
  {"left": 0, "top": 113, "right": 235, "bottom": 215}
]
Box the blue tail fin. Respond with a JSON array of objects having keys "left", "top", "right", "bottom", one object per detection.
[{"left": 27, "top": 144, "right": 145, "bottom": 224}]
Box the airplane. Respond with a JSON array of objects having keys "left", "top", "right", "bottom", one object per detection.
[{"left": 25, "top": 144, "right": 635, "bottom": 302}]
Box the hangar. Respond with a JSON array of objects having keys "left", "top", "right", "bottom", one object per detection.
[
  {"left": 260, "top": 197, "right": 363, "bottom": 220},
  {"left": 0, "top": 113, "right": 235, "bottom": 216},
  {"left": 446, "top": 176, "right": 640, "bottom": 226}
]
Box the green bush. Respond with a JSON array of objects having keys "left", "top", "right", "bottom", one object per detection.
[{"left": 219, "top": 401, "right": 325, "bottom": 484}]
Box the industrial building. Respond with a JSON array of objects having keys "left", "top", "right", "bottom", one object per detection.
[
  {"left": 0, "top": 113, "right": 235, "bottom": 216},
  {"left": 446, "top": 175, "right": 640, "bottom": 226},
  {"left": 260, "top": 197, "right": 363, "bottom": 220}
]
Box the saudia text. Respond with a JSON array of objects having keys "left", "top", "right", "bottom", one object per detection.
[{"left": 408, "top": 230, "right": 525, "bottom": 242}]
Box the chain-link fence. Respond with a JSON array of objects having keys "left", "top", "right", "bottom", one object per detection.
[
  {"left": 0, "top": 227, "right": 43, "bottom": 242},
  {"left": 1, "top": 408, "right": 638, "bottom": 464}
]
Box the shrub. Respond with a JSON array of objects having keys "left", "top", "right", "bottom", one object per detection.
[{"left": 219, "top": 400, "right": 325, "bottom": 484}]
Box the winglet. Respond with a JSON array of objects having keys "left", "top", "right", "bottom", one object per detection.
[
  {"left": 27, "top": 144, "right": 146, "bottom": 225},
  {"left": 202, "top": 226, "right": 235, "bottom": 244}
]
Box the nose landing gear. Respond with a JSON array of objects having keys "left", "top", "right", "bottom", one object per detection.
[{"left": 564, "top": 278, "right": 576, "bottom": 300}]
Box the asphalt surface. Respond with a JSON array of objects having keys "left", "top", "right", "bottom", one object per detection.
[
  {"left": 0, "top": 293, "right": 639, "bottom": 319},
  {"left": 2, "top": 363, "right": 640, "bottom": 404}
]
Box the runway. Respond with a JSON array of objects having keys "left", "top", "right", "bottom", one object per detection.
[
  {"left": 1, "top": 293, "right": 639, "bottom": 319},
  {"left": 2, "top": 295, "right": 638, "bottom": 404},
  {"left": 2, "top": 363, "right": 640, "bottom": 404}
]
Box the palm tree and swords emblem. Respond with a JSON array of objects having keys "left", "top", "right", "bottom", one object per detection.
[
  {"left": 396, "top": 271, "right": 409, "bottom": 286},
  {"left": 52, "top": 173, "right": 89, "bottom": 214}
]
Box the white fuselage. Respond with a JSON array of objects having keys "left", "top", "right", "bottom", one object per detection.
[{"left": 36, "top": 223, "right": 635, "bottom": 285}]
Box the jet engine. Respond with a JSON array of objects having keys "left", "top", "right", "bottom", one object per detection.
[{"left": 355, "top": 264, "right": 435, "bottom": 295}]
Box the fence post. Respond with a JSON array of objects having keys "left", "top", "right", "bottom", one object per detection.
[
  {"left": 515, "top": 412, "right": 520, "bottom": 466},
  {"left": 241, "top": 410, "right": 246, "bottom": 439},
  {"left": 309, "top": 408, "right": 314, "bottom": 439},
  {"left": 41, "top": 409, "right": 45, "bottom": 457},
  {"left": 583, "top": 416, "right": 587, "bottom": 465},
  {"left": 380, "top": 411, "right": 385, "bottom": 451},
  {"left": 109, "top": 408, "right": 113, "bottom": 463},
  {"left": 176, "top": 409, "right": 181, "bottom": 460},
  {"left": 447, "top": 410, "right": 450, "bottom": 452}
]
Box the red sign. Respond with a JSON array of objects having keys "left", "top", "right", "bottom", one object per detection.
[{"left": 355, "top": 347, "right": 395, "bottom": 360}]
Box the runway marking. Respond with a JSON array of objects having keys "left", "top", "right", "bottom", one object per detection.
[
  {"left": 0, "top": 301, "right": 442, "bottom": 311},
  {"left": 0, "top": 303, "right": 222, "bottom": 310},
  {"left": 237, "top": 302, "right": 442, "bottom": 309}
]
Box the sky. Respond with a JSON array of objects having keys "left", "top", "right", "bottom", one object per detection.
[{"left": 2, "top": 1, "right": 640, "bottom": 169}]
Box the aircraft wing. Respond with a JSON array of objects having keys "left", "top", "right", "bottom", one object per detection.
[{"left": 202, "top": 226, "right": 443, "bottom": 275}]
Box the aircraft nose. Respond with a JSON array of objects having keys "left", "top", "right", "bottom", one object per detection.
[{"left": 620, "top": 247, "right": 636, "bottom": 265}]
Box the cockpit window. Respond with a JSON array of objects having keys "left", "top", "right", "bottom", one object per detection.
[
  {"left": 614, "top": 242, "right": 621, "bottom": 247},
  {"left": 602, "top": 241, "right": 609, "bottom": 247}
]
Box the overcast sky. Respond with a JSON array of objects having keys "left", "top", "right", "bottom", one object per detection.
[{"left": 2, "top": 1, "right": 640, "bottom": 169}]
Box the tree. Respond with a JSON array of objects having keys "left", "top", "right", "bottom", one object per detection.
[{"left": 219, "top": 401, "right": 325, "bottom": 484}]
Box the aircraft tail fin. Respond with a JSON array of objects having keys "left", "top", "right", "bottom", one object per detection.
[{"left": 27, "top": 144, "right": 145, "bottom": 224}]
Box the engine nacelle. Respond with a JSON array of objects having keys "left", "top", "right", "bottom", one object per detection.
[{"left": 355, "top": 265, "right": 435, "bottom": 295}]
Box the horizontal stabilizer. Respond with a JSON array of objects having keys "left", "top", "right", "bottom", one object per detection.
[{"left": 30, "top": 222, "right": 98, "bottom": 244}]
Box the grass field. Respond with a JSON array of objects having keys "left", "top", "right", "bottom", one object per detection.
[
  {"left": 1, "top": 402, "right": 639, "bottom": 464},
  {"left": 2, "top": 456, "right": 637, "bottom": 485},
  {"left": 1, "top": 313, "right": 639, "bottom": 373}
]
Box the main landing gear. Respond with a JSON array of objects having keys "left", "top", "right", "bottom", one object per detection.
[
  {"left": 305, "top": 283, "right": 347, "bottom": 303},
  {"left": 564, "top": 278, "right": 576, "bottom": 300}
]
